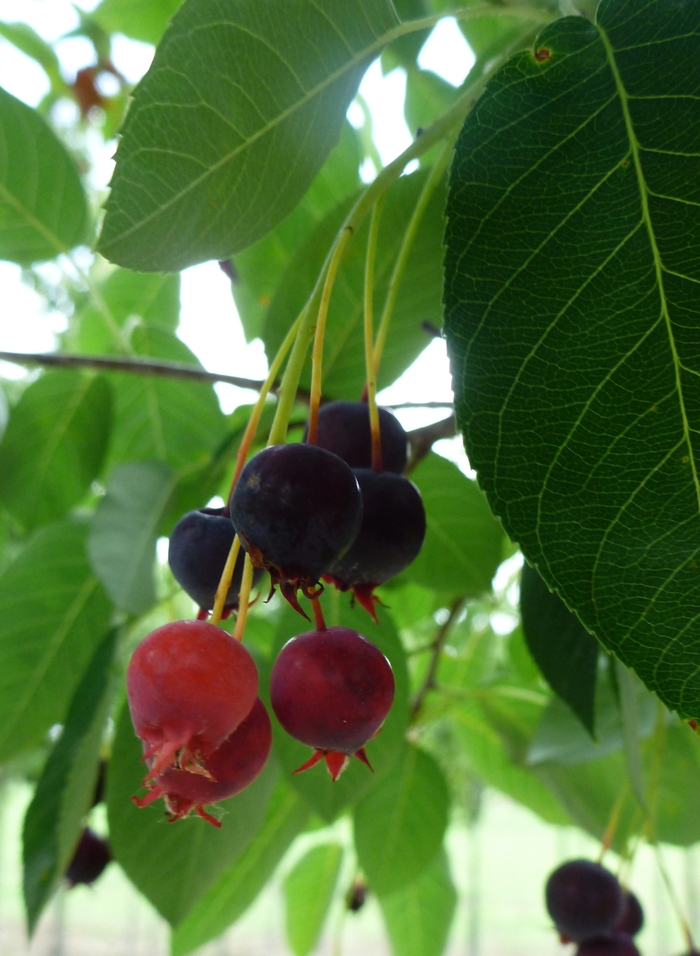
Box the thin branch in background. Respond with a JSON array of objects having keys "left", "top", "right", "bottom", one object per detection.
[
  {"left": 410, "top": 595, "right": 468, "bottom": 721},
  {"left": 406, "top": 414, "right": 456, "bottom": 472}
]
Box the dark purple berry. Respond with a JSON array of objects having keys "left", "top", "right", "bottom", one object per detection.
[
  {"left": 325, "top": 470, "right": 426, "bottom": 620},
  {"left": 576, "top": 935, "right": 641, "bottom": 956},
  {"left": 168, "top": 507, "right": 262, "bottom": 613},
  {"left": 65, "top": 829, "right": 111, "bottom": 887},
  {"left": 546, "top": 859, "right": 624, "bottom": 943},
  {"left": 347, "top": 879, "right": 368, "bottom": 911},
  {"left": 306, "top": 401, "right": 408, "bottom": 474},
  {"left": 614, "top": 890, "right": 644, "bottom": 937},
  {"left": 229, "top": 445, "right": 362, "bottom": 616}
]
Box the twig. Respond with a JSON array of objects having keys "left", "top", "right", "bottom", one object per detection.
[
  {"left": 406, "top": 414, "right": 456, "bottom": 472},
  {"left": 410, "top": 596, "right": 467, "bottom": 721}
]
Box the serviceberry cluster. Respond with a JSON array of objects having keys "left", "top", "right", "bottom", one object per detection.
[
  {"left": 546, "top": 860, "right": 645, "bottom": 956},
  {"left": 126, "top": 402, "right": 425, "bottom": 825}
]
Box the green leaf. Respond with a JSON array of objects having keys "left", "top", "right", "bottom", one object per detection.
[
  {"left": 0, "top": 87, "right": 89, "bottom": 264},
  {"left": 443, "top": 1, "right": 700, "bottom": 717},
  {"left": 106, "top": 702, "right": 278, "bottom": 926},
  {"left": 22, "top": 629, "right": 118, "bottom": 933},
  {"left": 406, "top": 453, "right": 504, "bottom": 596},
  {"left": 283, "top": 843, "right": 343, "bottom": 956},
  {"left": 92, "top": 0, "right": 183, "bottom": 44},
  {"left": 379, "top": 848, "right": 456, "bottom": 956},
  {"left": 232, "top": 121, "right": 361, "bottom": 342},
  {"left": 615, "top": 658, "right": 648, "bottom": 808},
  {"left": 69, "top": 269, "right": 180, "bottom": 354},
  {"left": 655, "top": 722, "right": 700, "bottom": 847},
  {"left": 354, "top": 745, "right": 449, "bottom": 895},
  {"left": 271, "top": 596, "right": 409, "bottom": 823},
  {"left": 0, "top": 519, "right": 112, "bottom": 763},
  {"left": 98, "top": 0, "right": 400, "bottom": 271},
  {"left": 520, "top": 563, "right": 599, "bottom": 735},
  {"left": 265, "top": 168, "right": 447, "bottom": 399},
  {"left": 107, "top": 327, "right": 226, "bottom": 470},
  {"left": 0, "top": 23, "right": 65, "bottom": 92},
  {"left": 171, "top": 781, "right": 310, "bottom": 956},
  {"left": 0, "top": 371, "right": 112, "bottom": 532},
  {"left": 88, "top": 461, "right": 176, "bottom": 615}
]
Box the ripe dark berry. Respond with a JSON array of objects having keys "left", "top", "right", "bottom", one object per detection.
[
  {"left": 346, "top": 879, "right": 368, "bottom": 912},
  {"left": 168, "top": 507, "right": 263, "bottom": 614},
  {"left": 576, "top": 936, "right": 641, "bottom": 956},
  {"left": 133, "top": 698, "right": 272, "bottom": 827},
  {"left": 614, "top": 891, "right": 644, "bottom": 937},
  {"left": 126, "top": 620, "right": 258, "bottom": 779},
  {"left": 305, "top": 401, "right": 408, "bottom": 474},
  {"left": 65, "top": 829, "right": 111, "bottom": 887},
  {"left": 270, "top": 625, "right": 394, "bottom": 780},
  {"left": 546, "top": 860, "right": 624, "bottom": 943},
  {"left": 326, "top": 470, "right": 426, "bottom": 620},
  {"left": 229, "top": 444, "right": 362, "bottom": 616}
]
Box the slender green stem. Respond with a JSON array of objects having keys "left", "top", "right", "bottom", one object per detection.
[
  {"left": 354, "top": 92, "right": 383, "bottom": 175},
  {"left": 210, "top": 535, "right": 241, "bottom": 627},
  {"left": 363, "top": 198, "right": 384, "bottom": 470},
  {"left": 374, "top": 135, "right": 455, "bottom": 374},
  {"left": 307, "top": 226, "right": 354, "bottom": 444},
  {"left": 390, "top": 4, "right": 551, "bottom": 39},
  {"left": 268, "top": 301, "right": 315, "bottom": 445},
  {"left": 233, "top": 553, "right": 255, "bottom": 642}
]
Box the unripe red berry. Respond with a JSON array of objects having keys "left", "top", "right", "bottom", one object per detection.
[
  {"left": 270, "top": 625, "right": 394, "bottom": 780},
  {"left": 133, "top": 698, "right": 272, "bottom": 826},
  {"left": 126, "top": 620, "right": 258, "bottom": 779}
]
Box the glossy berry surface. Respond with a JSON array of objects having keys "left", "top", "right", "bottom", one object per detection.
[
  {"left": 546, "top": 859, "right": 624, "bottom": 943},
  {"left": 614, "top": 891, "right": 644, "bottom": 937},
  {"left": 576, "top": 935, "right": 640, "bottom": 956},
  {"left": 270, "top": 625, "right": 394, "bottom": 779},
  {"left": 168, "top": 506, "right": 263, "bottom": 612},
  {"left": 126, "top": 620, "right": 258, "bottom": 779},
  {"left": 326, "top": 470, "right": 426, "bottom": 619},
  {"left": 306, "top": 401, "right": 408, "bottom": 474},
  {"left": 65, "top": 829, "right": 111, "bottom": 887},
  {"left": 229, "top": 444, "right": 362, "bottom": 612},
  {"left": 133, "top": 698, "right": 272, "bottom": 827}
]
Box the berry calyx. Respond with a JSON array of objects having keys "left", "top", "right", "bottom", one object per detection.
[
  {"left": 168, "top": 506, "right": 263, "bottom": 614},
  {"left": 614, "top": 890, "right": 644, "bottom": 937},
  {"left": 325, "top": 470, "right": 426, "bottom": 620},
  {"left": 546, "top": 859, "right": 624, "bottom": 943},
  {"left": 305, "top": 401, "right": 408, "bottom": 474},
  {"left": 270, "top": 625, "right": 394, "bottom": 780},
  {"left": 65, "top": 829, "right": 111, "bottom": 887},
  {"left": 229, "top": 444, "right": 362, "bottom": 617},
  {"left": 126, "top": 620, "right": 258, "bottom": 780},
  {"left": 133, "top": 698, "right": 272, "bottom": 827}
]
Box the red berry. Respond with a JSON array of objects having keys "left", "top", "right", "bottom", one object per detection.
[
  {"left": 133, "top": 698, "right": 272, "bottom": 827},
  {"left": 270, "top": 625, "right": 394, "bottom": 780},
  {"left": 126, "top": 620, "right": 258, "bottom": 779}
]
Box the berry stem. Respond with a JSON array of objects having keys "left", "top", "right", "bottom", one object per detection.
[
  {"left": 373, "top": 134, "right": 455, "bottom": 376},
  {"left": 410, "top": 595, "right": 467, "bottom": 721},
  {"left": 653, "top": 842, "right": 696, "bottom": 952},
  {"left": 229, "top": 310, "right": 304, "bottom": 493},
  {"left": 307, "top": 226, "right": 354, "bottom": 445},
  {"left": 596, "top": 781, "right": 629, "bottom": 863},
  {"left": 363, "top": 197, "right": 385, "bottom": 472},
  {"left": 210, "top": 534, "right": 241, "bottom": 627},
  {"left": 233, "top": 553, "right": 255, "bottom": 642},
  {"left": 310, "top": 594, "right": 327, "bottom": 631}
]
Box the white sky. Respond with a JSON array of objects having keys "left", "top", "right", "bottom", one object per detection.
[{"left": 0, "top": 10, "right": 473, "bottom": 470}]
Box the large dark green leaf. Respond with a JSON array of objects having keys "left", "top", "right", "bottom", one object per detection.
[
  {"left": 520, "top": 562, "right": 599, "bottom": 735},
  {"left": 0, "top": 87, "right": 89, "bottom": 264},
  {"left": 0, "top": 520, "right": 112, "bottom": 762},
  {"left": 271, "top": 596, "right": 409, "bottom": 823},
  {"left": 88, "top": 461, "right": 176, "bottom": 615},
  {"left": 92, "top": 0, "right": 183, "bottom": 44},
  {"left": 406, "top": 453, "right": 504, "bottom": 596},
  {"left": 444, "top": 0, "right": 700, "bottom": 717},
  {"left": 0, "top": 371, "right": 111, "bottom": 532},
  {"left": 379, "top": 849, "right": 457, "bottom": 956},
  {"left": 107, "top": 327, "right": 225, "bottom": 470},
  {"left": 106, "top": 703, "right": 278, "bottom": 926},
  {"left": 69, "top": 268, "right": 180, "bottom": 354},
  {"left": 23, "top": 629, "right": 118, "bottom": 932},
  {"left": 232, "top": 121, "right": 361, "bottom": 342},
  {"left": 283, "top": 843, "right": 343, "bottom": 956},
  {"left": 171, "top": 780, "right": 310, "bottom": 956},
  {"left": 265, "top": 169, "right": 447, "bottom": 399},
  {"left": 353, "top": 745, "right": 449, "bottom": 896},
  {"left": 98, "top": 0, "right": 400, "bottom": 271}
]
